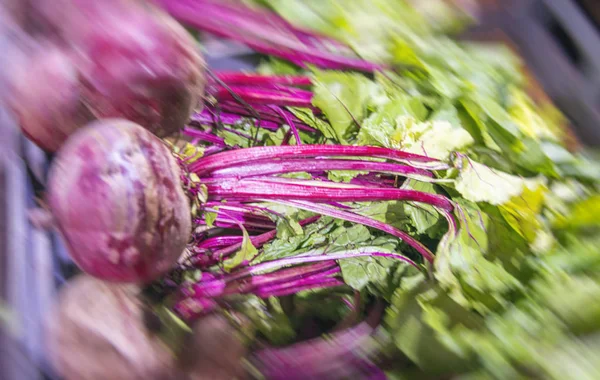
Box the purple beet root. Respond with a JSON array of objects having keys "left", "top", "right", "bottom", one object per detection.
[{"left": 48, "top": 119, "right": 191, "bottom": 283}]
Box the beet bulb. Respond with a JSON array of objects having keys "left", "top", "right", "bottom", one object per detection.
[
  {"left": 48, "top": 119, "right": 191, "bottom": 283},
  {"left": 6, "top": 0, "right": 205, "bottom": 152},
  {"left": 46, "top": 275, "right": 178, "bottom": 380}
]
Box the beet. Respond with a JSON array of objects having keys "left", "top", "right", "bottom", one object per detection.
[
  {"left": 4, "top": 41, "right": 95, "bottom": 152},
  {"left": 68, "top": 0, "right": 206, "bottom": 138},
  {"left": 46, "top": 275, "right": 178, "bottom": 380},
  {"left": 6, "top": 0, "right": 205, "bottom": 152},
  {"left": 48, "top": 119, "right": 191, "bottom": 282}
]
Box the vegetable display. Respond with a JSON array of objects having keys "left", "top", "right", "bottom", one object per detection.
[{"left": 4, "top": 0, "right": 599, "bottom": 379}]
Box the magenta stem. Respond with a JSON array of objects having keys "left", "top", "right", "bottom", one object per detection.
[
  {"left": 217, "top": 250, "right": 418, "bottom": 284},
  {"left": 192, "top": 109, "right": 282, "bottom": 130},
  {"left": 197, "top": 218, "right": 274, "bottom": 231},
  {"left": 216, "top": 103, "right": 319, "bottom": 133},
  {"left": 256, "top": 277, "right": 344, "bottom": 298},
  {"left": 254, "top": 321, "right": 375, "bottom": 379},
  {"left": 178, "top": 0, "right": 347, "bottom": 50},
  {"left": 182, "top": 261, "right": 339, "bottom": 298},
  {"left": 156, "top": 0, "right": 386, "bottom": 72},
  {"left": 254, "top": 266, "right": 341, "bottom": 296},
  {"left": 242, "top": 262, "right": 339, "bottom": 290},
  {"left": 215, "top": 72, "right": 312, "bottom": 87},
  {"left": 271, "top": 105, "right": 301, "bottom": 145},
  {"left": 191, "top": 215, "right": 321, "bottom": 265},
  {"left": 213, "top": 86, "right": 313, "bottom": 108},
  {"left": 204, "top": 178, "right": 454, "bottom": 212},
  {"left": 182, "top": 126, "right": 226, "bottom": 146},
  {"left": 190, "top": 145, "right": 447, "bottom": 174},
  {"left": 197, "top": 235, "right": 242, "bottom": 249},
  {"left": 219, "top": 101, "right": 317, "bottom": 123},
  {"left": 207, "top": 159, "right": 433, "bottom": 179},
  {"left": 172, "top": 297, "right": 217, "bottom": 321}
]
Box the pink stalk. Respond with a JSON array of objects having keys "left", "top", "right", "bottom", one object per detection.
[
  {"left": 238, "top": 262, "right": 339, "bottom": 291},
  {"left": 203, "top": 146, "right": 226, "bottom": 156},
  {"left": 254, "top": 266, "right": 342, "bottom": 295},
  {"left": 271, "top": 105, "right": 301, "bottom": 145},
  {"left": 204, "top": 178, "right": 454, "bottom": 212},
  {"left": 155, "top": 0, "right": 385, "bottom": 72},
  {"left": 191, "top": 215, "right": 321, "bottom": 265},
  {"left": 281, "top": 129, "right": 293, "bottom": 145},
  {"left": 254, "top": 321, "right": 378, "bottom": 380},
  {"left": 175, "top": 250, "right": 417, "bottom": 319},
  {"left": 199, "top": 250, "right": 418, "bottom": 286},
  {"left": 186, "top": 261, "right": 339, "bottom": 298},
  {"left": 190, "top": 145, "right": 448, "bottom": 174},
  {"left": 192, "top": 109, "right": 282, "bottom": 130},
  {"left": 216, "top": 103, "right": 319, "bottom": 132},
  {"left": 197, "top": 235, "right": 243, "bottom": 249},
  {"left": 215, "top": 72, "right": 312, "bottom": 87},
  {"left": 203, "top": 206, "right": 274, "bottom": 224},
  {"left": 196, "top": 216, "right": 274, "bottom": 231},
  {"left": 207, "top": 159, "right": 433, "bottom": 179},
  {"left": 213, "top": 86, "right": 313, "bottom": 108},
  {"left": 173, "top": 297, "right": 218, "bottom": 321},
  {"left": 256, "top": 277, "right": 344, "bottom": 298},
  {"left": 172, "top": 0, "right": 349, "bottom": 51},
  {"left": 219, "top": 102, "right": 317, "bottom": 123},
  {"left": 182, "top": 126, "right": 226, "bottom": 146},
  {"left": 174, "top": 250, "right": 417, "bottom": 317}
]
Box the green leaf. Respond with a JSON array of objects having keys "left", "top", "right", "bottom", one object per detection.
[
  {"left": 339, "top": 253, "right": 392, "bottom": 291},
  {"left": 498, "top": 180, "right": 546, "bottom": 243},
  {"left": 311, "top": 70, "right": 377, "bottom": 143},
  {"left": 542, "top": 234, "right": 600, "bottom": 275},
  {"left": 151, "top": 306, "right": 193, "bottom": 355},
  {"left": 275, "top": 215, "right": 304, "bottom": 240},
  {"left": 508, "top": 87, "right": 560, "bottom": 141},
  {"left": 257, "top": 57, "right": 302, "bottom": 75},
  {"left": 430, "top": 100, "right": 462, "bottom": 126},
  {"left": 535, "top": 275, "right": 600, "bottom": 335},
  {"left": 460, "top": 98, "right": 502, "bottom": 152},
  {"left": 327, "top": 170, "right": 369, "bottom": 183},
  {"left": 258, "top": 234, "right": 309, "bottom": 263},
  {"left": 358, "top": 99, "right": 473, "bottom": 159},
  {"left": 553, "top": 194, "right": 600, "bottom": 230},
  {"left": 293, "top": 291, "right": 359, "bottom": 323},
  {"left": 329, "top": 223, "right": 372, "bottom": 247},
  {"left": 353, "top": 200, "right": 410, "bottom": 230},
  {"left": 435, "top": 200, "right": 523, "bottom": 312},
  {"left": 463, "top": 304, "right": 565, "bottom": 378},
  {"left": 217, "top": 118, "right": 290, "bottom": 148},
  {"left": 537, "top": 333, "right": 600, "bottom": 380},
  {"left": 454, "top": 158, "right": 528, "bottom": 205},
  {"left": 385, "top": 279, "right": 483, "bottom": 374},
  {"left": 197, "top": 183, "right": 208, "bottom": 204},
  {"left": 288, "top": 107, "right": 338, "bottom": 141},
  {"left": 336, "top": 240, "right": 401, "bottom": 292},
  {"left": 239, "top": 296, "right": 296, "bottom": 345},
  {"left": 204, "top": 210, "right": 218, "bottom": 228},
  {"left": 223, "top": 227, "right": 258, "bottom": 272},
  {"left": 257, "top": 217, "right": 340, "bottom": 263},
  {"left": 403, "top": 180, "right": 441, "bottom": 235}
]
